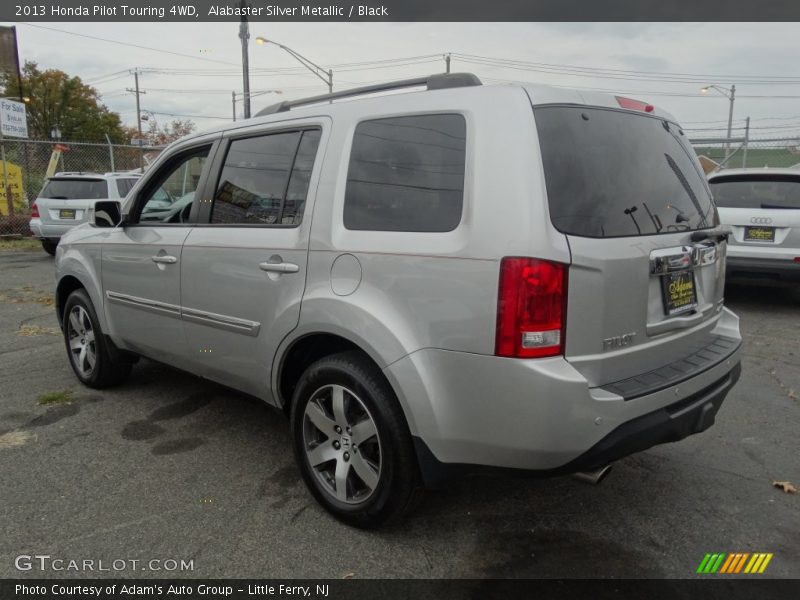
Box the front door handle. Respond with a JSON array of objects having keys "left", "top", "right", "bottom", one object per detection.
[
  {"left": 259, "top": 261, "right": 299, "bottom": 274},
  {"left": 151, "top": 255, "right": 178, "bottom": 264}
]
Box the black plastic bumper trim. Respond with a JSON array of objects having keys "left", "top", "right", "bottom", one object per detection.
[{"left": 602, "top": 335, "right": 741, "bottom": 400}]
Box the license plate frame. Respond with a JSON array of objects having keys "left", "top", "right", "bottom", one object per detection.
[
  {"left": 59, "top": 209, "right": 76, "bottom": 220},
  {"left": 743, "top": 226, "right": 775, "bottom": 242},
  {"left": 661, "top": 270, "right": 698, "bottom": 316}
]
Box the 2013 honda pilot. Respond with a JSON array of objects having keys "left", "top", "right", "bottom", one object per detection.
[{"left": 54, "top": 74, "right": 742, "bottom": 527}]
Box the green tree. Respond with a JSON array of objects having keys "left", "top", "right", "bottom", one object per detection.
[{"left": 1, "top": 61, "right": 128, "bottom": 142}]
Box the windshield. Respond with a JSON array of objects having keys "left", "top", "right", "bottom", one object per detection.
[
  {"left": 535, "top": 106, "right": 717, "bottom": 238},
  {"left": 709, "top": 175, "right": 800, "bottom": 209},
  {"left": 40, "top": 178, "right": 108, "bottom": 200}
]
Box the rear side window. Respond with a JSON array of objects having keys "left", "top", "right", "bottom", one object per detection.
[
  {"left": 115, "top": 178, "right": 138, "bottom": 197},
  {"left": 40, "top": 179, "right": 108, "bottom": 200},
  {"left": 535, "top": 106, "right": 717, "bottom": 238},
  {"left": 344, "top": 114, "right": 466, "bottom": 232},
  {"left": 211, "top": 129, "right": 320, "bottom": 226},
  {"left": 710, "top": 175, "right": 800, "bottom": 209}
]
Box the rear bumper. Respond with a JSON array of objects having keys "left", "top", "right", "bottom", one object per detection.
[
  {"left": 28, "top": 218, "right": 76, "bottom": 240},
  {"left": 385, "top": 308, "right": 742, "bottom": 485},
  {"left": 727, "top": 256, "right": 800, "bottom": 279},
  {"left": 414, "top": 363, "right": 742, "bottom": 487},
  {"left": 414, "top": 362, "right": 740, "bottom": 484}
]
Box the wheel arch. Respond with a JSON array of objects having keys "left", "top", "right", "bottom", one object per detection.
[{"left": 273, "top": 327, "right": 420, "bottom": 435}]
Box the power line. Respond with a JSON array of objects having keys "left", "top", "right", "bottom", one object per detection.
[
  {"left": 20, "top": 23, "right": 241, "bottom": 66},
  {"left": 452, "top": 52, "right": 800, "bottom": 85}
]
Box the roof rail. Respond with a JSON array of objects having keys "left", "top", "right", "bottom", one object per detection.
[{"left": 256, "top": 72, "right": 482, "bottom": 117}]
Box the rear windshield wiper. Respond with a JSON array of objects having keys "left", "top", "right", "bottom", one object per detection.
[
  {"left": 46, "top": 196, "right": 70, "bottom": 199},
  {"left": 761, "top": 203, "right": 799, "bottom": 210}
]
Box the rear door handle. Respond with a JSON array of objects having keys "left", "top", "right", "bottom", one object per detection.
[
  {"left": 259, "top": 261, "right": 299, "bottom": 274},
  {"left": 151, "top": 255, "right": 178, "bottom": 264}
]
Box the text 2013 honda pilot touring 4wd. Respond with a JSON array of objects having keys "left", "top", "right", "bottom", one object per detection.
[{"left": 54, "top": 74, "right": 742, "bottom": 527}]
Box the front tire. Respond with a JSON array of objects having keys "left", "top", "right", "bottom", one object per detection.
[
  {"left": 290, "top": 351, "right": 422, "bottom": 528},
  {"left": 63, "top": 289, "right": 131, "bottom": 388}
]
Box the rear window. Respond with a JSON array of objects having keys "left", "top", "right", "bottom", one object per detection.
[
  {"left": 535, "top": 106, "right": 717, "bottom": 238},
  {"left": 40, "top": 178, "right": 109, "bottom": 200},
  {"left": 344, "top": 114, "right": 466, "bottom": 232},
  {"left": 709, "top": 175, "right": 800, "bottom": 209}
]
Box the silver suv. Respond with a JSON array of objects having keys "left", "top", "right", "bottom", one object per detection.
[
  {"left": 30, "top": 172, "right": 140, "bottom": 255},
  {"left": 54, "top": 74, "right": 742, "bottom": 527},
  {"left": 708, "top": 168, "right": 800, "bottom": 280}
]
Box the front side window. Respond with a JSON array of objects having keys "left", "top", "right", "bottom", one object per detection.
[
  {"left": 138, "top": 149, "right": 210, "bottom": 223},
  {"left": 344, "top": 114, "right": 467, "bottom": 232},
  {"left": 211, "top": 129, "right": 320, "bottom": 226}
]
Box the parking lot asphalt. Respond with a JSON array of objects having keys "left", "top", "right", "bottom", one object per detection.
[{"left": 0, "top": 247, "right": 797, "bottom": 579}]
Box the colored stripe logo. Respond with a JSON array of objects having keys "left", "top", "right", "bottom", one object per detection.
[{"left": 697, "top": 553, "right": 773, "bottom": 574}]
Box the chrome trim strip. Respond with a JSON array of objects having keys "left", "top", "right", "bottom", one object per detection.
[
  {"left": 106, "top": 292, "right": 261, "bottom": 336},
  {"left": 106, "top": 291, "right": 181, "bottom": 318},
  {"left": 181, "top": 306, "right": 261, "bottom": 337}
]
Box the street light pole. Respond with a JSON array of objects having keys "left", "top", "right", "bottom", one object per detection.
[
  {"left": 701, "top": 84, "right": 736, "bottom": 162},
  {"left": 254, "top": 37, "right": 332, "bottom": 94},
  {"left": 724, "top": 84, "right": 736, "bottom": 160}
]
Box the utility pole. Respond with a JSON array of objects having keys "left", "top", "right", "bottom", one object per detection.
[
  {"left": 126, "top": 68, "right": 146, "bottom": 168},
  {"left": 742, "top": 116, "right": 750, "bottom": 168},
  {"left": 232, "top": 91, "right": 237, "bottom": 121},
  {"left": 444, "top": 53, "right": 451, "bottom": 74},
  {"left": 239, "top": 0, "right": 251, "bottom": 119},
  {"left": 126, "top": 68, "right": 146, "bottom": 140}
]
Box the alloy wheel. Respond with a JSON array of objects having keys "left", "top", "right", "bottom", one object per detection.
[
  {"left": 67, "top": 305, "right": 96, "bottom": 378},
  {"left": 302, "top": 384, "right": 382, "bottom": 504}
]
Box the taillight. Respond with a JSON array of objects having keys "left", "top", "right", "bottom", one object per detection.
[
  {"left": 495, "top": 257, "right": 567, "bottom": 359},
  {"left": 615, "top": 96, "right": 654, "bottom": 113},
  {"left": 30, "top": 202, "right": 40, "bottom": 218}
]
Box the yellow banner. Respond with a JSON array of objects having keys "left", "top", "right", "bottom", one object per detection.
[{"left": 0, "top": 160, "right": 25, "bottom": 215}]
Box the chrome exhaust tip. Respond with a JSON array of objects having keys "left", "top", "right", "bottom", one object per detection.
[{"left": 572, "top": 464, "right": 614, "bottom": 485}]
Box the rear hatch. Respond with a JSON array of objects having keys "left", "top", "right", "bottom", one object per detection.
[
  {"left": 534, "top": 103, "right": 728, "bottom": 390},
  {"left": 36, "top": 178, "right": 110, "bottom": 225},
  {"left": 709, "top": 173, "right": 800, "bottom": 250}
]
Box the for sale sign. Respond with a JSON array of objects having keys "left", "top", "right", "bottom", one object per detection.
[{"left": 0, "top": 98, "right": 28, "bottom": 138}]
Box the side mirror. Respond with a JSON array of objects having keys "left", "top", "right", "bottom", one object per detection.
[{"left": 93, "top": 200, "right": 125, "bottom": 228}]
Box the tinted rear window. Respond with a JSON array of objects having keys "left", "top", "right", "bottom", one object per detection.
[
  {"left": 710, "top": 175, "right": 800, "bottom": 209},
  {"left": 535, "top": 106, "right": 717, "bottom": 238},
  {"left": 40, "top": 179, "right": 108, "bottom": 200},
  {"left": 344, "top": 114, "right": 466, "bottom": 232}
]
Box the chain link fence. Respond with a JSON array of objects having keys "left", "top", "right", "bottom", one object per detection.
[
  {"left": 691, "top": 136, "right": 800, "bottom": 173},
  {"left": 1, "top": 138, "right": 164, "bottom": 237}
]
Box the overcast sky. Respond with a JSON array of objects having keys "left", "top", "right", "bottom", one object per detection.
[{"left": 5, "top": 21, "right": 800, "bottom": 139}]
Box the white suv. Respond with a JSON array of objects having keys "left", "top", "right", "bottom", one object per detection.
[
  {"left": 708, "top": 168, "right": 800, "bottom": 280},
  {"left": 29, "top": 172, "right": 140, "bottom": 255}
]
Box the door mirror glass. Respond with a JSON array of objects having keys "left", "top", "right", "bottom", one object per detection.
[{"left": 94, "top": 200, "right": 124, "bottom": 228}]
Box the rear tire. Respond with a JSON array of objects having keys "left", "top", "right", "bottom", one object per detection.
[
  {"left": 290, "top": 351, "right": 422, "bottom": 528},
  {"left": 63, "top": 288, "right": 132, "bottom": 388},
  {"left": 42, "top": 240, "right": 57, "bottom": 255}
]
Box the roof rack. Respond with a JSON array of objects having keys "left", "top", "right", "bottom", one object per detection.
[{"left": 256, "top": 72, "right": 482, "bottom": 117}]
